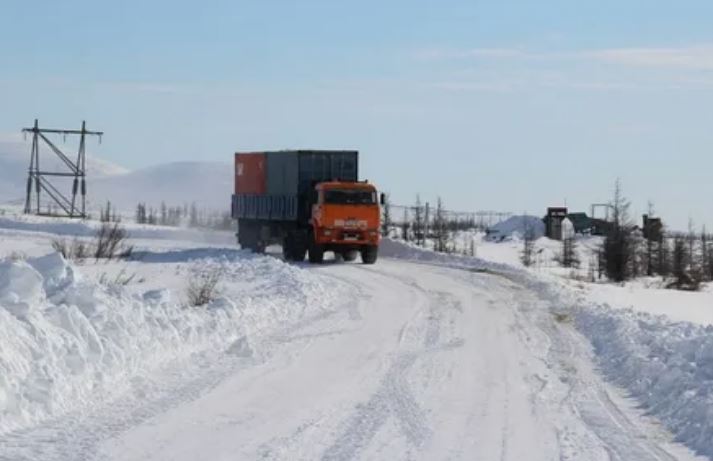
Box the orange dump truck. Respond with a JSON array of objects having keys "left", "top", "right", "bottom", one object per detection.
[{"left": 231, "top": 150, "right": 384, "bottom": 264}]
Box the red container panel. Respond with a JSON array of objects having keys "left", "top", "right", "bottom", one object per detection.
[{"left": 235, "top": 152, "right": 266, "bottom": 195}]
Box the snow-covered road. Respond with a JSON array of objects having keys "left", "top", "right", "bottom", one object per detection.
[{"left": 59, "top": 259, "right": 696, "bottom": 461}]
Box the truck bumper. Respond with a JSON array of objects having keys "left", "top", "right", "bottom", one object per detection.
[{"left": 314, "top": 228, "right": 380, "bottom": 247}]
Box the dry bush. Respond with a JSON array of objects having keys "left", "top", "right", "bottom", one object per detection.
[
  {"left": 554, "top": 313, "right": 571, "bottom": 323},
  {"left": 94, "top": 222, "right": 134, "bottom": 260},
  {"left": 8, "top": 251, "right": 27, "bottom": 261},
  {"left": 98, "top": 268, "right": 138, "bottom": 286},
  {"left": 186, "top": 266, "right": 223, "bottom": 306},
  {"left": 52, "top": 222, "right": 133, "bottom": 262},
  {"left": 52, "top": 238, "right": 90, "bottom": 261}
]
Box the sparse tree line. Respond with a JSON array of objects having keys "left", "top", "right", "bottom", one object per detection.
[
  {"left": 383, "top": 182, "right": 713, "bottom": 292},
  {"left": 134, "top": 201, "right": 232, "bottom": 230},
  {"left": 381, "top": 193, "right": 477, "bottom": 256},
  {"left": 589, "top": 180, "right": 712, "bottom": 290}
]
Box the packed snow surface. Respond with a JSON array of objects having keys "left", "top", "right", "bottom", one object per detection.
[{"left": 383, "top": 239, "right": 713, "bottom": 460}]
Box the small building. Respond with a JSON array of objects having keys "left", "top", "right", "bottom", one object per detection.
[
  {"left": 642, "top": 214, "right": 663, "bottom": 241},
  {"left": 544, "top": 207, "right": 568, "bottom": 240},
  {"left": 567, "top": 212, "right": 592, "bottom": 234}
]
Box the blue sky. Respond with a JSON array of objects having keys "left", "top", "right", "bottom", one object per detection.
[{"left": 2, "top": 0, "right": 713, "bottom": 229}]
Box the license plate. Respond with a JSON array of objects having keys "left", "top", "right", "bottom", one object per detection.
[{"left": 344, "top": 235, "right": 358, "bottom": 241}]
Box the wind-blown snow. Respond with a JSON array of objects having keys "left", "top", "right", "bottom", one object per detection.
[{"left": 0, "top": 251, "right": 343, "bottom": 435}]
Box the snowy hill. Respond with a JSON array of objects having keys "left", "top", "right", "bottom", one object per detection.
[
  {"left": 0, "top": 140, "right": 232, "bottom": 212},
  {"left": 91, "top": 161, "right": 233, "bottom": 212}
]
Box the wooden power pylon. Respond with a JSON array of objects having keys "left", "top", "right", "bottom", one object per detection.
[{"left": 22, "top": 119, "right": 104, "bottom": 218}]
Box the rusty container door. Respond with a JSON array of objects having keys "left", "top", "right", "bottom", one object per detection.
[{"left": 235, "top": 152, "right": 266, "bottom": 195}]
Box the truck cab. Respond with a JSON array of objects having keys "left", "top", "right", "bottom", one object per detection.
[{"left": 308, "top": 181, "right": 382, "bottom": 263}]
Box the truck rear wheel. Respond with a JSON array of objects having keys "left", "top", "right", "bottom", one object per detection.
[
  {"left": 239, "top": 221, "right": 265, "bottom": 254},
  {"left": 361, "top": 245, "right": 378, "bottom": 264},
  {"left": 341, "top": 250, "right": 358, "bottom": 262},
  {"left": 283, "top": 234, "right": 307, "bottom": 262}
]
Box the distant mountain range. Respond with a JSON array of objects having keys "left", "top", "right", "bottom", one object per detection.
[{"left": 0, "top": 140, "right": 233, "bottom": 212}]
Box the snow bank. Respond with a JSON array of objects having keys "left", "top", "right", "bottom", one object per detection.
[
  {"left": 382, "top": 238, "right": 713, "bottom": 458},
  {"left": 576, "top": 307, "right": 713, "bottom": 458},
  {"left": 0, "top": 251, "right": 339, "bottom": 435}
]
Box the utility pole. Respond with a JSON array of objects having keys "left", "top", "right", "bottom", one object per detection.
[{"left": 22, "top": 120, "right": 103, "bottom": 218}]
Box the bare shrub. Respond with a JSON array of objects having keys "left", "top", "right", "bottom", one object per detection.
[
  {"left": 8, "top": 251, "right": 27, "bottom": 261},
  {"left": 554, "top": 313, "right": 571, "bottom": 323},
  {"left": 94, "top": 222, "right": 134, "bottom": 260},
  {"left": 52, "top": 222, "right": 133, "bottom": 262},
  {"left": 98, "top": 268, "right": 137, "bottom": 286},
  {"left": 186, "top": 267, "right": 223, "bottom": 306},
  {"left": 52, "top": 238, "right": 90, "bottom": 261}
]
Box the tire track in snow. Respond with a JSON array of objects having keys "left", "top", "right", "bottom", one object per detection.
[
  {"left": 537, "top": 307, "right": 678, "bottom": 461},
  {"left": 319, "top": 269, "right": 465, "bottom": 460}
]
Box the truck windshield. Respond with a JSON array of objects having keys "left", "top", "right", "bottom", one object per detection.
[{"left": 324, "top": 189, "right": 376, "bottom": 205}]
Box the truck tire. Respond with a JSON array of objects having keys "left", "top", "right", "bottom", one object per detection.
[
  {"left": 361, "top": 245, "right": 378, "bottom": 264},
  {"left": 341, "top": 250, "right": 358, "bottom": 262},
  {"left": 308, "top": 244, "right": 324, "bottom": 263},
  {"left": 292, "top": 244, "right": 307, "bottom": 262},
  {"left": 283, "top": 234, "right": 307, "bottom": 262},
  {"left": 239, "top": 220, "right": 265, "bottom": 254},
  {"left": 282, "top": 236, "right": 294, "bottom": 260}
]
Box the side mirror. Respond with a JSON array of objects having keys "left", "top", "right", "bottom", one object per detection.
[{"left": 380, "top": 193, "right": 386, "bottom": 205}]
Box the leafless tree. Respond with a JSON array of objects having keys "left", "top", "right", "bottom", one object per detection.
[
  {"left": 521, "top": 215, "right": 536, "bottom": 267},
  {"left": 561, "top": 236, "right": 579, "bottom": 268},
  {"left": 401, "top": 207, "right": 410, "bottom": 242},
  {"left": 433, "top": 197, "right": 448, "bottom": 253},
  {"left": 602, "top": 179, "right": 633, "bottom": 282},
  {"left": 702, "top": 228, "right": 713, "bottom": 281},
  {"left": 381, "top": 193, "right": 392, "bottom": 238},
  {"left": 413, "top": 195, "right": 425, "bottom": 247}
]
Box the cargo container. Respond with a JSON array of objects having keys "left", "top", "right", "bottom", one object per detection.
[{"left": 231, "top": 150, "right": 383, "bottom": 264}]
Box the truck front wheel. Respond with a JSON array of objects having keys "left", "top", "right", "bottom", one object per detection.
[{"left": 361, "top": 246, "right": 378, "bottom": 264}]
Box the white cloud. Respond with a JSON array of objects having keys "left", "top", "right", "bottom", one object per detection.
[
  {"left": 587, "top": 46, "right": 713, "bottom": 70},
  {"left": 415, "top": 47, "right": 530, "bottom": 61},
  {"left": 418, "top": 44, "right": 713, "bottom": 70}
]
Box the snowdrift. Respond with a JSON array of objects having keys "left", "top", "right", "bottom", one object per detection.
[
  {"left": 382, "top": 238, "right": 713, "bottom": 458},
  {"left": 485, "top": 215, "right": 545, "bottom": 241},
  {"left": 0, "top": 252, "right": 340, "bottom": 435},
  {"left": 576, "top": 307, "right": 713, "bottom": 457}
]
